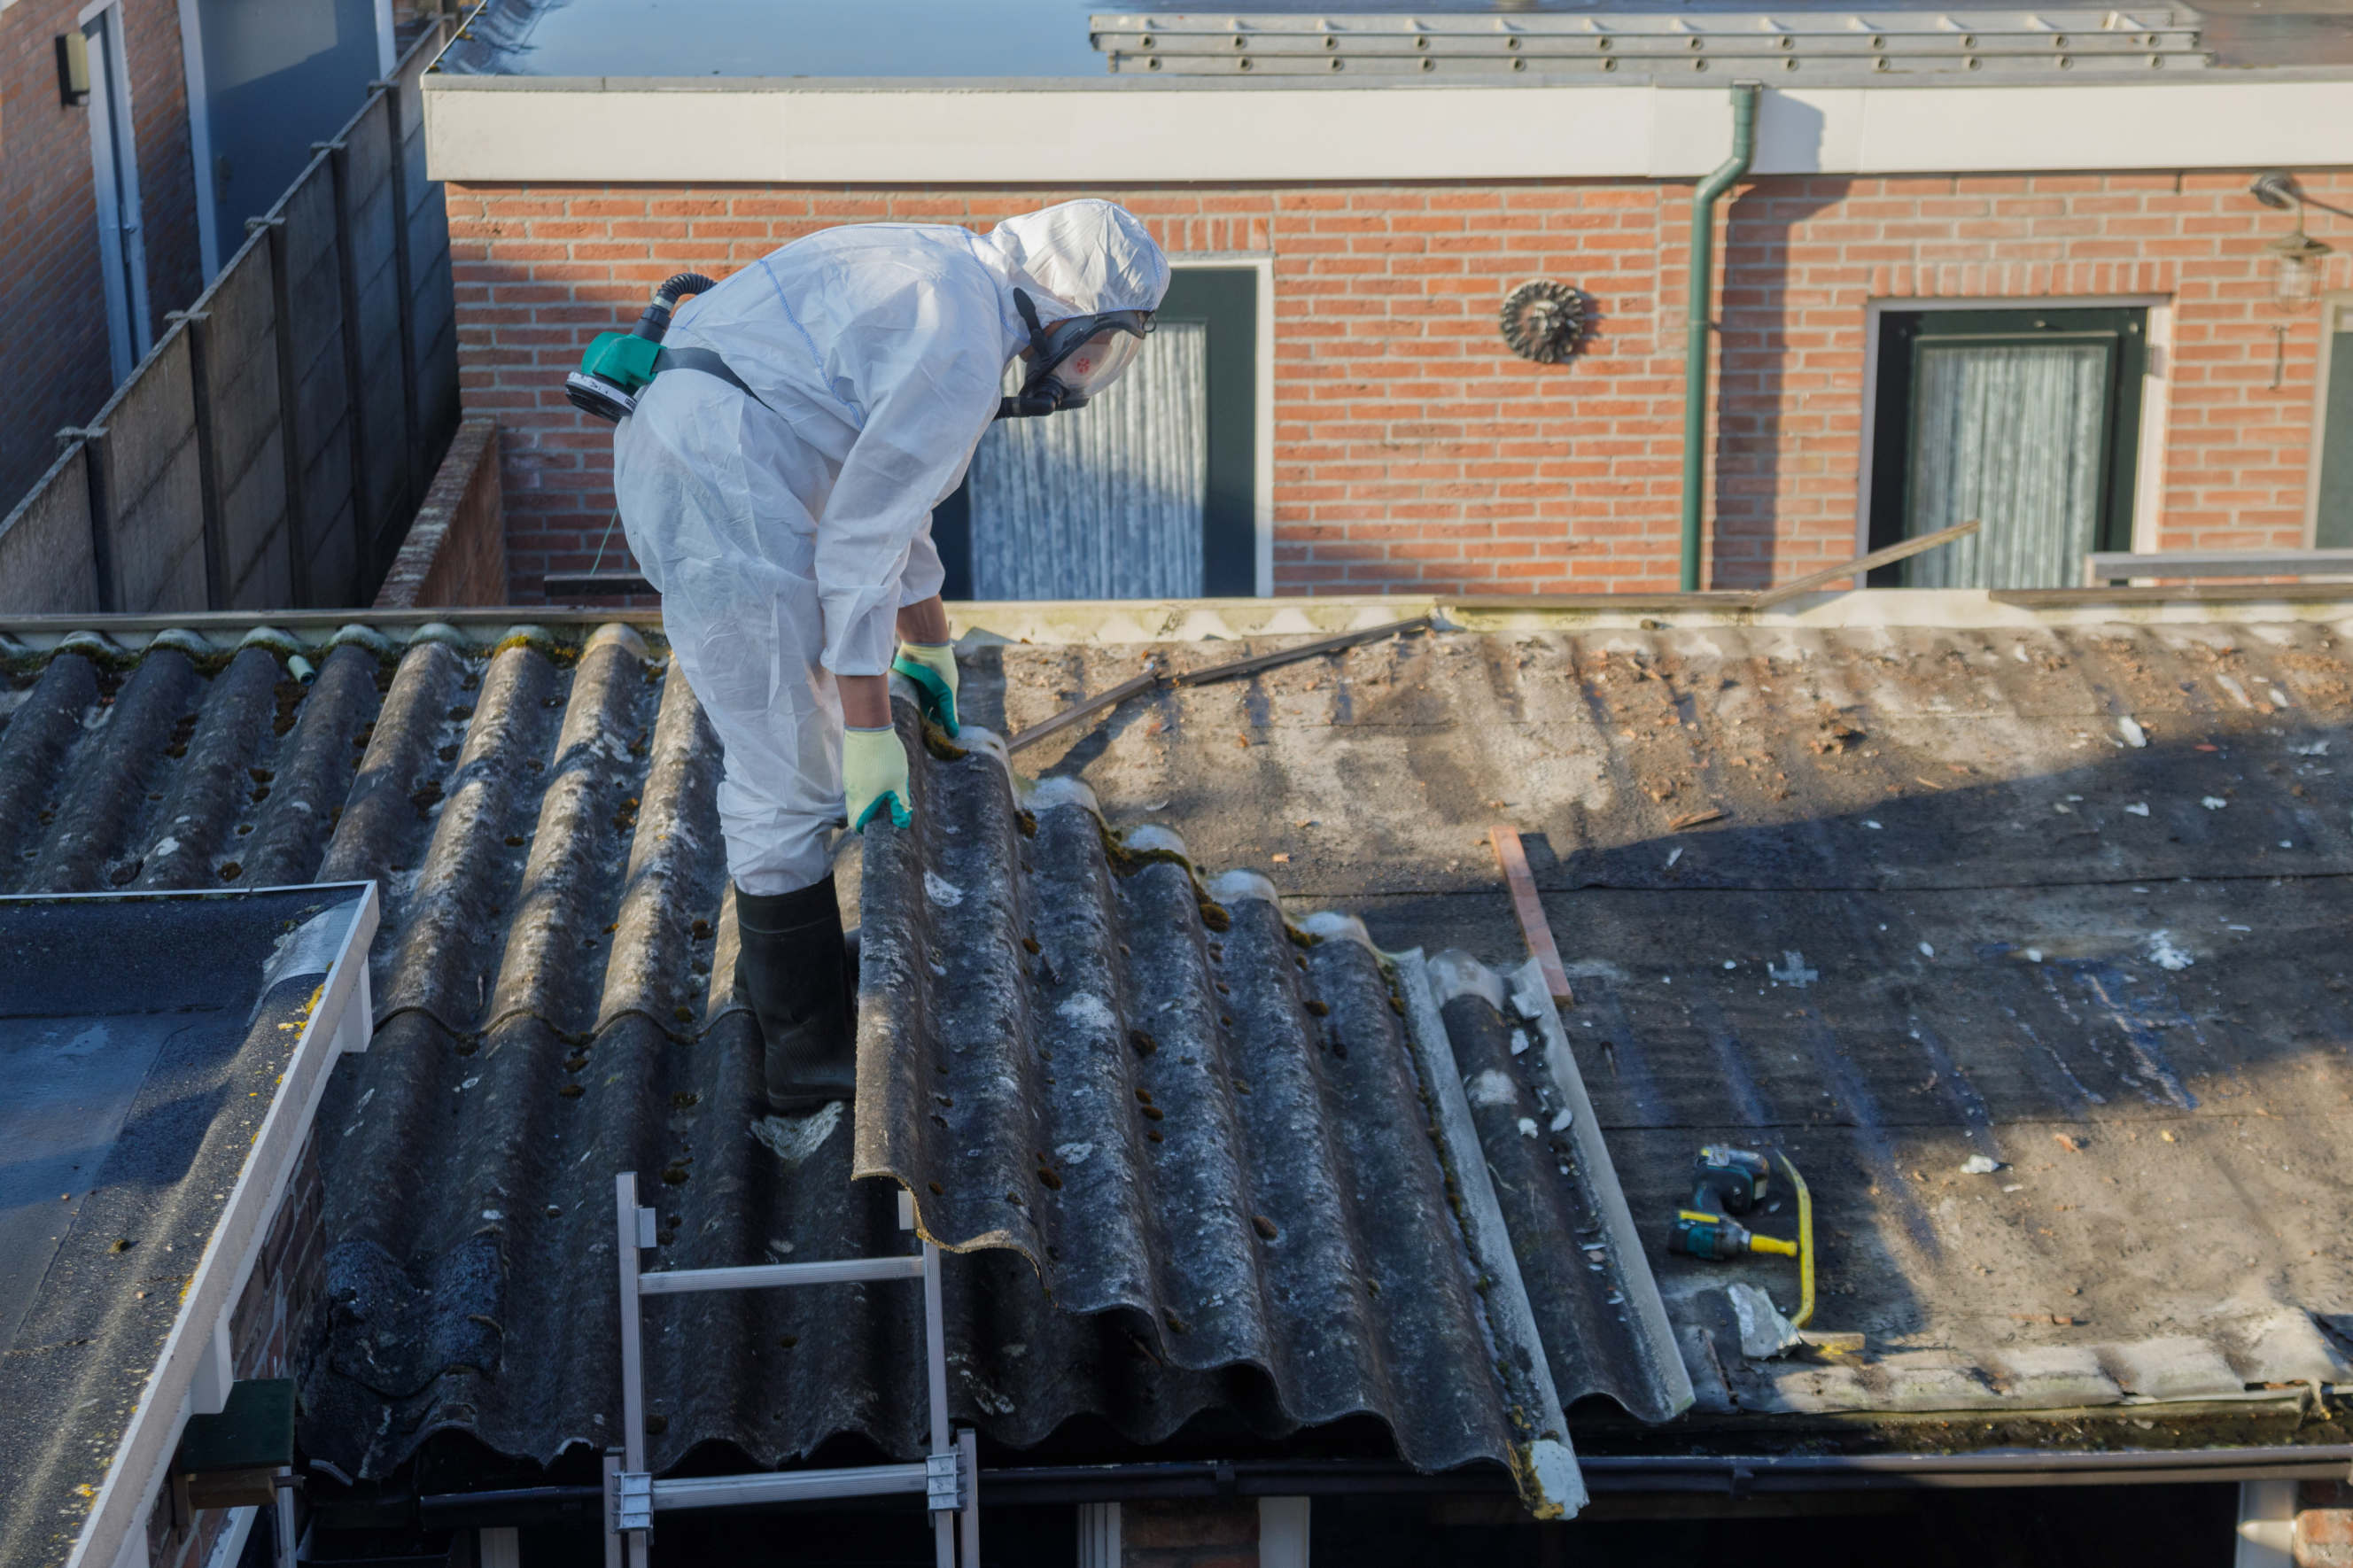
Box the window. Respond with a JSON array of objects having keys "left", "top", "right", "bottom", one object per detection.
[
  {"left": 1868, "top": 307, "right": 2147, "bottom": 589},
  {"left": 930, "top": 266, "right": 1259, "bottom": 600},
  {"left": 2313, "top": 296, "right": 2353, "bottom": 549}
]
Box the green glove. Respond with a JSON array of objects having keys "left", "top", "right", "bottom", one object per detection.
[
  {"left": 843, "top": 725, "right": 912, "bottom": 832},
  {"left": 889, "top": 642, "right": 959, "bottom": 737}
]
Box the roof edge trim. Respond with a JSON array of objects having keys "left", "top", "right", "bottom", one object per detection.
[{"left": 419, "top": 79, "right": 2353, "bottom": 183}]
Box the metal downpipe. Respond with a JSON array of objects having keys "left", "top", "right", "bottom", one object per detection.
[{"left": 1679, "top": 83, "right": 1761, "bottom": 592}]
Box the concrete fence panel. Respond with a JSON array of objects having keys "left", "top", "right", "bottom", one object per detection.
[
  {"left": 338, "top": 95, "right": 414, "bottom": 578},
  {"left": 395, "top": 46, "right": 461, "bottom": 484},
  {"left": 0, "top": 18, "right": 461, "bottom": 617},
  {"left": 277, "top": 157, "right": 362, "bottom": 609},
  {"left": 0, "top": 445, "right": 100, "bottom": 614},
  {"left": 198, "top": 235, "right": 294, "bottom": 609},
  {"left": 89, "top": 329, "right": 208, "bottom": 612}
]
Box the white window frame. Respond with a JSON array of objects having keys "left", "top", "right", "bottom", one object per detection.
[
  {"left": 80, "top": 0, "right": 153, "bottom": 384},
  {"left": 1169, "top": 252, "right": 1275, "bottom": 596},
  {"left": 1855, "top": 294, "right": 2173, "bottom": 563},
  {"left": 2305, "top": 291, "right": 2353, "bottom": 547}
]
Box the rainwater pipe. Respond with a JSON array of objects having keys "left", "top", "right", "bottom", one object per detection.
[{"left": 1679, "top": 82, "right": 1761, "bottom": 592}]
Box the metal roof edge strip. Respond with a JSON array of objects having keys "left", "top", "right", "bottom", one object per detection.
[
  {"left": 1506, "top": 958, "right": 1696, "bottom": 1421},
  {"left": 58, "top": 883, "right": 380, "bottom": 1568},
  {"left": 1392, "top": 950, "right": 1588, "bottom": 1519}
]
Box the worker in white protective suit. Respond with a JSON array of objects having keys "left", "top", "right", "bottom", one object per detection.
[{"left": 612, "top": 200, "right": 1170, "bottom": 1111}]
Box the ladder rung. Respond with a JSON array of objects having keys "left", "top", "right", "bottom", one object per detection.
[
  {"left": 637, "top": 1255, "right": 926, "bottom": 1296},
  {"left": 651, "top": 1462, "right": 931, "bottom": 1510}
]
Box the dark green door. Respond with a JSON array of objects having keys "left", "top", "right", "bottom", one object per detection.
[
  {"left": 2316, "top": 300, "right": 2353, "bottom": 549},
  {"left": 1868, "top": 307, "right": 2147, "bottom": 589}
]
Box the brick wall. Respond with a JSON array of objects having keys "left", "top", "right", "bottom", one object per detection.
[
  {"left": 377, "top": 415, "right": 509, "bottom": 608},
  {"left": 2299, "top": 1479, "right": 2353, "bottom": 1567},
  {"left": 1715, "top": 172, "right": 2353, "bottom": 585},
  {"left": 446, "top": 171, "right": 2353, "bottom": 601},
  {"left": 0, "top": 0, "right": 205, "bottom": 508},
  {"left": 139, "top": 1129, "right": 327, "bottom": 1568},
  {"left": 1121, "top": 1499, "right": 1259, "bottom": 1568}
]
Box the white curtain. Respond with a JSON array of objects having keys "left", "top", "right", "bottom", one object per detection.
[
  {"left": 968, "top": 321, "right": 1208, "bottom": 601},
  {"left": 1903, "top": 341, "right": 2110, "bottom": 590}
]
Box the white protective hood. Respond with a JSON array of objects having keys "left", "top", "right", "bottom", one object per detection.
[{"left": 980, "top": 199, "right": 1172, "bottom": 327}]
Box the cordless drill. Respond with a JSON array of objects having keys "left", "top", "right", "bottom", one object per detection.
[{"left": 1669, "top": 1145, "right": 1798, "bottom": 1261}]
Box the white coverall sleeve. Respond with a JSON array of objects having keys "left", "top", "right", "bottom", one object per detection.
[{"left": 813, "top": 287, "right": 1001, "bottom": 676}]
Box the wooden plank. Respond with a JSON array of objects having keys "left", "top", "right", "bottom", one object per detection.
[
  {"left": 1005, "top": 670, "right": 1162, "bottom": 754},
  {"left": 1006, "top": 616, "right": 1428, "bottom": 754},
  {"left": 1489, "top": 825, "right": 1573, "bottom": 1006},
  {"left": 1749, "top": 519, "right": 1981, "bottom": 610},
  {"left": 1165, "top": 615, "right": 1432, "bottom": 687},
  {"left": 2083, "top": 547, "right": 2353, "bottom": 586}
]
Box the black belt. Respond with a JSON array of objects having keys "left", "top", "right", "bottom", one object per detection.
[{"left": 654, "top": 346, "right": 778, "bottom": 415}]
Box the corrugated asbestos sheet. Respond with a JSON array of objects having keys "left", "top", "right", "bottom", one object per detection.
[
  {"left": 0, "top": 621, "right": 1677, "bottom": 1503},
  {"left": 853, "top": 729, "right": 1645, "bottom": 1499},
  {"left": 6, "top": 608, "right": 2353, "bottom": 1491}
]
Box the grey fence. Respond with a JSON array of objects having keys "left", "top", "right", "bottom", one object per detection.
[{"left": 0, "top": 17, "right": 462, "bottom": 615}]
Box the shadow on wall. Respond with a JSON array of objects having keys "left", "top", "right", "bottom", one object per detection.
[{"left": 1712, "top": 96, "right": 1843, "bottom": 594}]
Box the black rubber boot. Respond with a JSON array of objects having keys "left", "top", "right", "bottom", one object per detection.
[{"left": 734, "top": 874, "right": 857, "bottom": 1113}]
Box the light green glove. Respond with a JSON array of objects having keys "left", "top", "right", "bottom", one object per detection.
[
  {"left": 843, "top": 725, "right": 912, "bottom": 832},
  {"left": 889, "top": 642, "right": 959, "bottom": 737}
]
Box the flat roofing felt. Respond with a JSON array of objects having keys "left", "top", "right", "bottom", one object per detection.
[
  {"left": 433, "top": 0, "right": 2353, "bottom": 78},
  {"left": 0, "top": 886, "right": 373, "bottom": 1568}
]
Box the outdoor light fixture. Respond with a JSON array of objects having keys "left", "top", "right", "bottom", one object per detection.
[
  {"left": 2251, "top": 171, "right": 2334, "bottom": 309},
  {"left": 55, "top": 32, "right": 90, "bottom": 105}
]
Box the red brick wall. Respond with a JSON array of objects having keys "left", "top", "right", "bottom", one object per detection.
[
  {"left": 1715, "top": 172, "right": 2353, "bottom": 584},
  {"left": 446, "top": 172, "right": 2353, "bottom": 602},
  {"left": 1121, "top": 1499, "right": 1259, "bottom": 1568},
  {"left": 0, "top": 0, "right": 205, "bottom": 508},
  {"left": 377, "top": 415, "right": 509, "bottom": 608},
  {"left": 2300, "top": 1479, "right": 2353, "bottom": 1568}
]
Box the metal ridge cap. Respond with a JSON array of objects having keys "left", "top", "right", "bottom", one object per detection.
[
  {"left": 1507, "top": 959, "right": 1696, "bottom": 1421},
  {"left": 1392, "top": 950, "right": 1586, "bottom": 1518}
]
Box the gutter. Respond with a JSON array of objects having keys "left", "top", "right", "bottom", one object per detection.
[
  {"left": 411, "top": 1447, "right": 2353, "bottom": 1525},
  {"left": 1678, "top": 82, "right": 1759, "bottom": 593}
]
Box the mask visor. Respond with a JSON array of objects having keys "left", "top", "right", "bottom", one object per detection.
[{"left": 1049, "top": 323, "right": 1145, "bottom": 399}]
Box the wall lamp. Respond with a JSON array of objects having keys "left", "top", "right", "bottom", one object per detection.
[{"left": 2250, "top": 172, "right": 2334, "bottom": 310}]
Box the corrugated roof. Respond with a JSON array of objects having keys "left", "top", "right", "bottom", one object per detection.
[
  {"left": 5, "top": 602, "right": 2351, "bottom": 1499},
  {"left": 0, "top": 618, "right": 1682, "bottom": 1505}
]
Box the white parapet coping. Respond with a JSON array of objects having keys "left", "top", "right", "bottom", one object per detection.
[
  {"left": 421, "top": 73, "right": 2353, "bottom": 184},
  {"left": 58, "top": 884, "right": 379, "bottom": 1568}
]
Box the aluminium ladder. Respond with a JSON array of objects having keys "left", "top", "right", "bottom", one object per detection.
[{"left": 603, "top": 1171, "right": 980, "bottom": 1566}]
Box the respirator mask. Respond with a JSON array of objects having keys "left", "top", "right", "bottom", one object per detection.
[{"left": 998, "top": 288, "right": 1153, "bottom": 420}]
